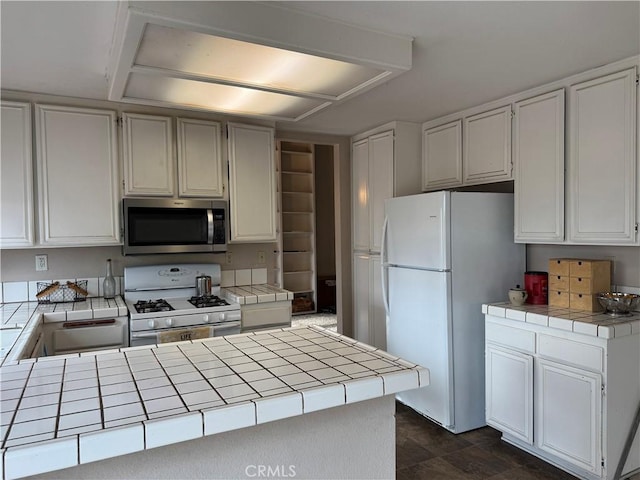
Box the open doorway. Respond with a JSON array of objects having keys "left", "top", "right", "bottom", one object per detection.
[
  {"left": 277, "top": 141, "right": 337, "bottom": 332},
  {"left": 293, "top": 144, "right": 337, "bottom": 331},
  {"left": 275, "top": 132, "right": 351, "bottom": 336}
]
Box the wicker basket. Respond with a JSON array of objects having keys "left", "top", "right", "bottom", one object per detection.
[{"left": 36, "top": 281, "right": 88, "bottom": 304}]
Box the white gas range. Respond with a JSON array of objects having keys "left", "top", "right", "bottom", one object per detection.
[{"left": 124, "top": 263, "right": 241, "bottom": 347}]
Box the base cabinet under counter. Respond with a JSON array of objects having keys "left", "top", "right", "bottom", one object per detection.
[
  {"left": 42, "top": 316, "right": 128, "bottom": 355},
  {"left": 240, "top": 301, "right": 292, "bottom": 333},
  {"left": 484, "top": 314, "right": 640, "bottom": 480}
]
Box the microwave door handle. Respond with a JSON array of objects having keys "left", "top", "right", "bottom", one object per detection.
[{"left": 207, "top": 209, "right": 214, "bottom": 244}]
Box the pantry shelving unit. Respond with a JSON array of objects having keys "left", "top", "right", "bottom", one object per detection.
[{"left": 276, "top": 140, "right": 317, "bottom": 315}]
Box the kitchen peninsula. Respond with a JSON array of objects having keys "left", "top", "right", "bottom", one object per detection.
[{"left": 0, "top": 324, "right": 428, "bottom": 480}]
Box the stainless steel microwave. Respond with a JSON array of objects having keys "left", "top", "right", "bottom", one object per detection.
[{"left": 122, "top": 198, "right": 228, "bottom": 255}]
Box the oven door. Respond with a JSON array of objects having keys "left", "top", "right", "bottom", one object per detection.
[{"left": 130, "top": 321, "right": 241, "bottom": 347}]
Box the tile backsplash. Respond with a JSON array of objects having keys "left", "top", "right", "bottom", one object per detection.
[
  {"left": 1, "top": 277, "right": 124, "bottom": 303},
  {"left": 0, "top": 268, "right": 270, "bottom": 303}
]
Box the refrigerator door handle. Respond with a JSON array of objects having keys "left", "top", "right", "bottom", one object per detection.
[
  {"left": 381, "top": 216, "right": 388, "bottom": 265},
  {"left": 381, "top": 216, "right": 390, "bottom": 316}
]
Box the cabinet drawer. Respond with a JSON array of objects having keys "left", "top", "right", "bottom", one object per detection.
[
  {"left": 486, "top": 321, "right": 535, "bottom": 353},
  {"left": 569, "top": 259, "right": 610, "bottom": 279},
  {"left": 548, "top": 259, "right": 570, "bottom": 276},
  {"left": 569, "top": 293, "right": 602, "bottom": 312},
  {"left": 538, "top": 334, "right": 603, "bottom": 372},
  {"left": 548, "top": 275, "right": 569, "bottom": 292},
  {"left": 548, "top": 290, "right": 570, "bottom": 308},
  {"left": 569, "top": 276, "right": 608, "bottom": 294}
]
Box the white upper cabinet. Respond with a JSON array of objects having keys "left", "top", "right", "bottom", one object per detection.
[
  {"left": 1, "top": 101, "right": 34, "bottom": 248},
  {"left": 568, "top": 68, "right": 637, "bottom": 245},
  {"left": 463, "top": 105, "right": 512, "bottom": 185},
  {"left": 352, "top": 139, "right": 370, "bottom": 252},
  {"left": 122, "top": 113, "right": 174, "bottom": 196},
  {"left": 514, "top": 89, "right": 565, "bottom": 243},
  {"left": 177, "top": 118, "right": 223, "bottom": 198},
  {"left": 422, "top": 120, "right": 463, "bottom": 190},
  {"left": 35, "top": 104, "right": 120, "bottom": 246},
  {"left": 368, "top": 131, "right": 394, "bottom": 253},
  {"left": 351, "top": 122, "right": 421, "bottom": 253},
  {"left": 227, "top": 122, "right": 277, "bottom": 242}
]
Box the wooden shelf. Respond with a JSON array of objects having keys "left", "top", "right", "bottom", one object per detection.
[{"left": 277, "top": 139, "right": 317, "bottom": 315}]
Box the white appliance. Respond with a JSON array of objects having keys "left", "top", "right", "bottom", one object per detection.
[
  {"left": 124, "top": 264, "right": 241, "bottom": 347},
  {"left": 382, "top": 191, "right": 525, "bottom": 433}
]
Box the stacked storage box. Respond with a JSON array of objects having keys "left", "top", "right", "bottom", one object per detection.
[{"left": 548, "top": 258, "right": 611, "bottom": 312}]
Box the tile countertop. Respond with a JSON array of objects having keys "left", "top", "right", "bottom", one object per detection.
[
  {"left": 0, "top": 297, "right": 127, "bottom": 366},
  {"left": 0, "top": 326, "right": 429, "bottom": 480},
  {"left": 483, "top": 302, "right": 640, "bottom": 339},
  {"left": 222, "top": 284, "right": 294, "bottom": 305}
]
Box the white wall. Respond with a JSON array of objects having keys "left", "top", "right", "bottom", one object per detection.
[{"left": 0, "top": 243, "right": 277, "bottom": 283}]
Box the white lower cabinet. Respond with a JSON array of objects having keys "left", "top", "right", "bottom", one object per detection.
[
  {"left": 485, "top": 344, "right": 533, "bottom": 444},
  {"left": 353, "top": 253, "right": 386, "bottom": 350},
  {"left": 485, "top": 315, "right": 640, "bottom": 480},
  {"left": 536, "top": 359, "right": 602, "bottom": 474}
]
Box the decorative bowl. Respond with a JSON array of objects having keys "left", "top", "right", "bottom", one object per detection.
[{"left": 596, "top": 292, "right": 640, "bottom": 316}]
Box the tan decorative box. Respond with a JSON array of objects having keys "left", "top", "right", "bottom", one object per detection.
[{"left": 548, "top": 258, "right": 611, "bottom": 312}]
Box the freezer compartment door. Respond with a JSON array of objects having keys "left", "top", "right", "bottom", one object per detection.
[
  {"left": 384, "top": 192, "right": 450, "bottom": 270},
  {"left": 386, "top": 266, "right": 453, "bottom": 428}
]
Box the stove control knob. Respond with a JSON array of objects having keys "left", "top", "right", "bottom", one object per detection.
[
  {"left": 148, "top": 319, "right": 156, "bottom": 329},
  {"left": 219, "top": 313, "right": 226, "bottom": 322},
  {"left": 203, "top": 314, "right": 210, "bottom": 323},
  {"left": 165, "top": 318, "right": 173, "bottom": 327}
]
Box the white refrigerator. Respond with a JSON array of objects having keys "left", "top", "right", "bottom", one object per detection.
[{"left": 382, "top": 191, "right": 525, "bottom": 433}]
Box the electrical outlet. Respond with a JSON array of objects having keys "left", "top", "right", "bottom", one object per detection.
[
  {"left": 35, "top": 254, "right": 48, "bottom": 271},
  {"left": 257, "top": 251, "right": 265, "bottom": 264},
  {"left": 226, "top": 251, "right": 233, "bottom": 264}
]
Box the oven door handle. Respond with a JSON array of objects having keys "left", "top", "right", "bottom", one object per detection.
[{"left": 130, "top": 331, "right": 160, "bottom": 339}]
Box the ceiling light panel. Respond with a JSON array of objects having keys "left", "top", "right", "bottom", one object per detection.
[
  {"left": 124, "top": 73, "right": 328, "bottom": 119},
  {"left": 109, "top": 2, "right": 413, "bottom": 121},
  {"left": 135, "top": 24, "right": 387, "bottom": 99}
]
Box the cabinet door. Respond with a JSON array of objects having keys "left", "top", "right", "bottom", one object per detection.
[
  {"left": 228, "top": 123, "right": 277, "bottom": 242},
  {"left": 36, "top": 105, "right": 120, "bottom": 246},
  {"left": 353, "top": 253, "right": 371, "bottom": 344},
  {"left": 464, "top": 105, "right": 512, "bottom": 184},
  {"left": 1, "top": 101, "right": 34, "bottom": 248},
  {"left": 568, "top": 68, "right": 637, "bottom": 244},
  {"left": 122, "top": 113, "right": 173, "bottom": 196},
  {"left": 352, "top": 138, "right": 369, "bottom": 251},
  {"left": 422, "top": 120, "right": 463, "bottom": 191},
  {"left": 536, "top": 359, "right": 602, "bottom": 475},
  {"left": 369, "top": 131, "right": 394, "bottom": 252},
  {"left": 369, "top": 255, "right": 386, "bottom": 350},
  {"left": 485, "top": 344, "right": 533, "bottom": 444},
  {"left": 514, "top": 90, "right": 565, "bottom": 243},
  {"left": 177, "top": 118, "right": 223, "bottom": 198}
]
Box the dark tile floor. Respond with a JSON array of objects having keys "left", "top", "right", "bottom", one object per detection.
[{"left": 395, "top": 402, "right": 639, "bottom": 480}]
